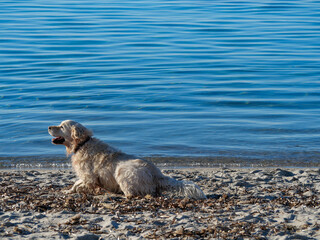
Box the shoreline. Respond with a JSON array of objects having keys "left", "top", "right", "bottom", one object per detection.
[
  {"left": 2, "top": 155, "right": 320, "bottom": 170},
  {"left": 1, "top": 165, "right": 320, "bottom": 172},
  {"left": 2, "top": 163, "right": 320, "bottom": 171},
  {"left": 1, "top": 168, "right": 320, "bottom": 239}
]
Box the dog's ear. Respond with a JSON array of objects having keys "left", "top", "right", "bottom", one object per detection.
[{"left": 71, "top": 124, "right": 93, "bottom": 143}]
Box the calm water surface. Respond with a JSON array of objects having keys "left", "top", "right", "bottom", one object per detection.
[{"left": 1, "top": 0, "right": 320, "bottom": 168}]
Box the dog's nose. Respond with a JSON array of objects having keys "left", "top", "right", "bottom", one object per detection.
[{"left": 48, "top": 126, "right": 52, "bottom": 130}]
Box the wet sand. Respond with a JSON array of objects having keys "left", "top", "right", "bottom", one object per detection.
[{"left": 1, "top": 168, "right": 320, "bottom": 239}]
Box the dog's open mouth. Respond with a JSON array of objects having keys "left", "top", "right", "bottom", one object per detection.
[{"left": 52, "top": 136, "right": 65, "bottom": 144}]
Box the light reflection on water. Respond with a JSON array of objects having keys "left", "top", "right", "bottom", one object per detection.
[{"left": 1, "top": 0, "right": 320, "bottom": 168}]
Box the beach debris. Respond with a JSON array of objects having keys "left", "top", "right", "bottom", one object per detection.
[{"left": 1, "top": 169, "right": 320, "bottom": 239}]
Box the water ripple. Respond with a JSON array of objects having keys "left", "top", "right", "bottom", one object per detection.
[{"left": 1, "top": 0, "right": 320, "bottom": 167}]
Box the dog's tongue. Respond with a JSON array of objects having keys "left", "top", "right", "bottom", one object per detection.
[{"left": 52, "top": 136, "right": 65, "bottom": 144}]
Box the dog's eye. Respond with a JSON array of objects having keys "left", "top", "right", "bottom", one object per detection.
[{"left": 60, "top": 126, "right": 64, "bottom": 129}]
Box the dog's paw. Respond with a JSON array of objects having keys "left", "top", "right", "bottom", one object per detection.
[
  {"left": 63, "top": 188, "right": 75, "bottom": 194},
  {"left": 62, "top": 179, "right": 85, "bottom": 194}
]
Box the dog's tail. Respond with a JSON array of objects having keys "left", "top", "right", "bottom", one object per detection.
[{"left": 159, "top": 176, "right": 206, "bottom": 199}]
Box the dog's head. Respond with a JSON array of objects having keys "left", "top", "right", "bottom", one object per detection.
[{"left": 48, "top": 120, "right": 92, "bottom": 153}]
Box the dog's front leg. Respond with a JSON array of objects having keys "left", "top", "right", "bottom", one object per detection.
[{"left": 64, "top": 179, "right": 84, "bottom": 194}]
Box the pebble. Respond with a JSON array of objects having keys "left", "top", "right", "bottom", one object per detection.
[{"left": 76, "top": 233, "right": 100, "bottom": 240}]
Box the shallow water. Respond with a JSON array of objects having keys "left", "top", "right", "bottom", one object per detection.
[{"left": 1, "top": 0, "right": 320, "bottom": 168}]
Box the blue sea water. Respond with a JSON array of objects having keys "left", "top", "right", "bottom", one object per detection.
[{"left": 1, "top": 0, "right": 320, "bottom": 168}]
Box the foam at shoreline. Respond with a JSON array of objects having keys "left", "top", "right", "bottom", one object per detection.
[{"left": 1, "top": 155, "right": 320, "bottom": 170}]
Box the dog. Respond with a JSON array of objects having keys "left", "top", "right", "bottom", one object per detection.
[{"left": 48, "top": 120, "right": 206, "bottom": 199}]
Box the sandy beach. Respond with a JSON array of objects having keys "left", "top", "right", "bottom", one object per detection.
[{"left": 1, "top": 168, "right": 320, "bottom": 239}]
